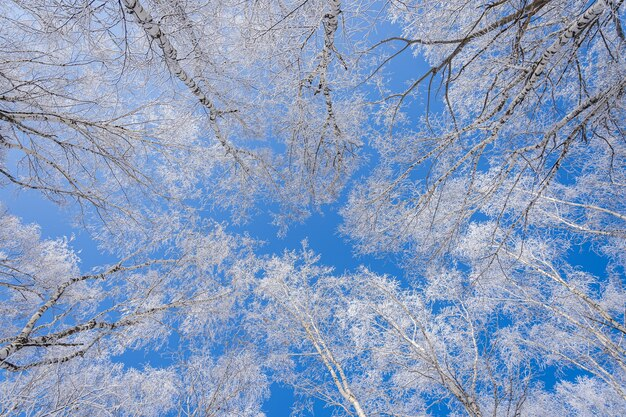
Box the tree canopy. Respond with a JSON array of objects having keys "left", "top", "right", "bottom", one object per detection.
[{"left": 1, "top": 0, "right": 625, "bottom": 416}]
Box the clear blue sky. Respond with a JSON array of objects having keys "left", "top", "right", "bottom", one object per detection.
[
  {"left": 0, "top": 26, "right": 426, "bottom": 415},
  {"left": 1, "top": 24, "right": 605, "bottom": 416}
]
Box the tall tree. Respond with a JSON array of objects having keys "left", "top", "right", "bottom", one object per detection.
[
  {"left": 1, "top": 0, "right": 625, "bottom": 415},
  {"left": 0, "top": 209, "right": 267, "bottom": 415},
  {"left": 253, "top": 246, "right": 626, "bottom": 416},
  {"left": 1, "top": 0, "right": 369, "bottom": 231},
  {"left": 343, "top": 0, "right": 625, "bottom": 260}
]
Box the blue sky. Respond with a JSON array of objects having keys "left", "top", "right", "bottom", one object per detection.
[
  {"left": 0, "top": 23, "right": 428, "bottom": 415},
  {"left": 0, "top": 169, "right": 404, "bottom": 416},
  {"left": 1, "top": 17, "right": 614, "bottom": 415},
  {"left": 4, "top": 146, "right": 599, "bottom": 417}
]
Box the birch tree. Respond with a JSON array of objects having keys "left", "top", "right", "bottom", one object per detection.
[
  {"left": 1, "top": 0, "right": 369, "bottom": 230},
  {"left": 0, "top": 209, "right": 266, "bottom": 415},
  {"left": 253, "top": 246, "right": 626, "bottom": 416},
  {"left": 343, "top": 0, "right": 626, "bottom": 260},
  {"left": 1, "top": 0, "right": 625, "bottom": 415}
]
